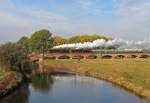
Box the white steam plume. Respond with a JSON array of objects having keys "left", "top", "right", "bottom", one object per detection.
[
  {"left": 53, "top": 37, "right": 150, "bottom": 50},
  {"left": 116, "top": 37, "right": 150, "bottom": 50},
  {"left": 53, "top": 39, "right": 116, "bottom": 50}
]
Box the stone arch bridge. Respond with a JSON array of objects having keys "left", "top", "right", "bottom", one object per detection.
[
  {"left": 30, "top": 52, "right": 150, "bottom": 62},
  {"left": 42, "top": 52, "right": 150, "bottom": 60}
]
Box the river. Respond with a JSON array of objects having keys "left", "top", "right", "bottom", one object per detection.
[{"left": 0, "top": 72, "right": 149, "bottom": 103}]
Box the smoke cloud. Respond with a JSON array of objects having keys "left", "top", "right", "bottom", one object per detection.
[
  {"left": 116, "top": 37, "right": 150, "bottom": 50},
  {"left": 53, "top": 37, "right": 150, "bottom": 50}
]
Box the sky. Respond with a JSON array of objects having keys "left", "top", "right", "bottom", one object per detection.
[{"left": 0, "top": 0, "right": 150, "bottom": 43}]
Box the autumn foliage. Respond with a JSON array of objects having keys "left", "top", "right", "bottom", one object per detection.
[{"left": 53, "top": 34, "right": 112, "bottom": 46}]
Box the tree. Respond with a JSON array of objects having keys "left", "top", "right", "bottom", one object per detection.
[
  {"left": 0, "top": 43, "right": 31, "bottom": 79},
  {"left": 53, "top": 36, "right": 68, "bottom": 46},
  {"left": 51, "top": 34, "right": 112, "bottom": 46},
  {"left": 29, "top": 29, "right": 53, "bottom": 53},
  {"left": 17, "top": 36, "right": 29, "bottom": 54},
  {"left": 68, "top": 34, "right": 111, "bottom": 43}
]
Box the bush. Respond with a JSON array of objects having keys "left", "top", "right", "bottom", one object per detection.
[
  {"left": 0, "top": 71, "right": 22, "bottom": 95},
  {"left": 0, "top": 43, "right": 32, "bottom": 79}
]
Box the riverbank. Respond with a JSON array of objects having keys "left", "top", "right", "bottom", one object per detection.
[
  {"left": 42, "top": 59, "right": 150, "bottom": 100},
  {"left": 0, "top": 71, "right": 22, "bottom": 98}
]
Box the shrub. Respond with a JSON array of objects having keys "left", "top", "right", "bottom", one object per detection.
[
  {"left": 0, "top": 71, "right": 22, "bottom": 95},
  {"left": 0, "top": 43, "right": 32, "bottom": 79}
]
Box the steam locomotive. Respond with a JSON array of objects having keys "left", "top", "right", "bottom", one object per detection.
[{"left": 50, "top": 48, "right": 149, "bottom": 54}]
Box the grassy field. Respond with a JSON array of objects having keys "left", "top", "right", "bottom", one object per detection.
[{"left": 42, "top": 59, "right": 150, "bottom": 99}]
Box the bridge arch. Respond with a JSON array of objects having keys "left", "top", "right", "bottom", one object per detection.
[
  {"left": 127, "top": 55, "right": 138, "bottom": 58},
  {"left": 102, "top": 55, "right": 113, "bottom": 59},
  {"left": 44, "top": 56, "right": 56, "bottom": 59},
  {"left": 139, "top": 55, "right": 150, "bottom": 58},
  {"left": 86, "top": 55, "right": 97, "bottom": 59},
  {"left": 58, "top": 55, "right": 70, "bottom": 59},
  {"left": 115, "top": 55, "right": 125, "bottom": 59},
  {"left": 72, "top": 55, "right": 84, "bottom": 59}
]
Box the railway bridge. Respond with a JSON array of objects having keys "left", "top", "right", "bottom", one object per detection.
[
  {"left": 30, "top": 51, "right": 150, "bottom": 62},
  {"left": 43, "top": 52, "right": 150, "bottom": 60}
]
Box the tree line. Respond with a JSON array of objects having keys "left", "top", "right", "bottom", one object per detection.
[
  {"left": 53, "top": 34, "right": 112, "bottom": 46},
  {"left": 0, "top": 29, "right": 53, "bottom": 79},
  {"left": 17, "top": 29, "right": 112, "bottom": 53}
]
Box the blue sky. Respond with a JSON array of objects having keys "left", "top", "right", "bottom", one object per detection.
[{"left": 0, "top": 0, "right": 150, "bottom": 42}]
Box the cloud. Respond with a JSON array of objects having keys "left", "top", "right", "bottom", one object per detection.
[
  {"left": 0, "top": 12, "right": 34, "bottom": 42},
  {"left": 0, "top": 1, "right": 76, "bottom": 42},
  {"left": 109, "top": 0, "right": 150, "bottom": 40},
  {"left": 0, "top": 0, "right": 150, "bottom": 42},
  {"left": 79, "top": 0, "right": 93, "bottom": 9},
  {"left": 0, "top": 0, "right": 15, "bottom": 9},
  {"left": 0, "top": 0, "right": 106, "bottom": 42},
  {"left": 77, "top": 0, "right": 102, "bottom": 16},
  {"left": 114, "top": 0, "right": 150, "bottom": 21}
]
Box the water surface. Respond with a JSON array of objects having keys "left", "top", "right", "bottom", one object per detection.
[{"left": 0, "top": 73, "right": 149, "bottom": 103}]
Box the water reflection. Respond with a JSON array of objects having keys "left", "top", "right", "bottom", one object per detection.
[
  {"left": 0, "top": 73, "right": 149, "bottom": 103},
  {"left": 31, "top": 72, "right": 53, "bottom": 94}
]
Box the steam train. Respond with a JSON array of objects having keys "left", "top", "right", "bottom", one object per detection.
[{"left": 50, "top": 48, "right": 149, "bottom": 54}]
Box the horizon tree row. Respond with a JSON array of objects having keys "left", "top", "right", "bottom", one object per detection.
[{"left": 17, "top": 29, "right": 113, "bottom": 54}]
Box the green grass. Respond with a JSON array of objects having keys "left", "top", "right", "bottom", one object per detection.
[{"left": 42, "top": 59, "right": 150, "bottom": 99}]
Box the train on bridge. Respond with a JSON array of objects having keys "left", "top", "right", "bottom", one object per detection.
[
  {"left": 30, "top": 49, "right": 150, "bottom": 62},
  {"left": 43, "top": 49, "right": 150, "bottom": 60}
]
